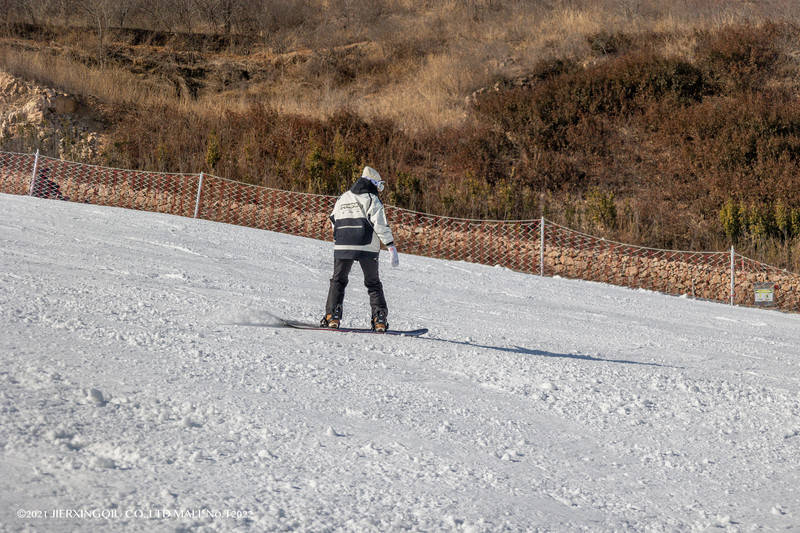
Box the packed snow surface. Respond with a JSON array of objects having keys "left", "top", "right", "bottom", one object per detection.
[{"left": 2, "top": 193, "right": 800, "bottom": 532}]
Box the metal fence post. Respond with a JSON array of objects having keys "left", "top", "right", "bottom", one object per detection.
[
  {"left": 193, "top": 172, "right": 204, "bottom": 218},
  {"left": 540, "top": 217, "right": 545, "bottom": 276},
  {"left": 28, "top": 149, "right": 40, "bottom": 196},
  {"left": 730, "top": 245, "right": 735, "bottom": 306}
]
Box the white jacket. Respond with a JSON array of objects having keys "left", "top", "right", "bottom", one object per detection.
[{"left": 330, "top": 178, "right": 394, "bottom": 259}]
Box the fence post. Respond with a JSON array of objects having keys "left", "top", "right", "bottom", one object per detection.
[
  {"left": 730, "top": 245, "right": 735, "bottom": 306},
  {"left": 28, "top": 149, "right": 40, "bottom": 196},
  {"left": 194, "top": 172, "right": 204, "bottom": 218},
  {"left": 540, "top": 217, "right": 545, "bottom": 276}
]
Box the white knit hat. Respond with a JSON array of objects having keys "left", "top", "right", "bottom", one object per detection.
[{"left": 361, "top": 166, "right": 385, "bottom": 191}]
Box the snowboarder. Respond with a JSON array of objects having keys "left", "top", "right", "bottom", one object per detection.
[{"left": 321, "top": 166, "right": 399, "bottom": 332}]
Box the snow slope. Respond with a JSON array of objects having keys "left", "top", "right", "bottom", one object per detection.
[{"left": 1, "top": 192, "right": 800, "bottom": 532}]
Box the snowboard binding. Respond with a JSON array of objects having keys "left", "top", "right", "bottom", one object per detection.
[
  {"left": 372, "top": 310, "right": 388, "bottom": 333},
  {"left": 320, "top": 305, "right": 342, "bottom": 329}
]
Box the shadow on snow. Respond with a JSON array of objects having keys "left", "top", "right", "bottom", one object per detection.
[{"left": 424, "top": 337, "right": 680, "bottom": 368}]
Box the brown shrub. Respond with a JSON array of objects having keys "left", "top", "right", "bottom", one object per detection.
[{"left": 69, "top": 21, "right": 800, "bottom": 272}]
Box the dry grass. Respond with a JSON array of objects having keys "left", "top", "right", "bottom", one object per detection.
[
  {"left": 351, "top": 0, "right": 799, "bottom": 130},
  {"left": 0, "top": 47, "right": 171, "bottom": 109},
  {"left": 5, "top": 1, "right": 800, "bottom": 269},
  {"left": 3, "top": 1, "right": 799, "bottom": 131},
  {"left": 0, "top": 44, "right": 268, "bottom": 123}
]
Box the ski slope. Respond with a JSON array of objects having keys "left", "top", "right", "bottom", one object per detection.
[{"left": 1, "top": 192, "right": 800, "bottom": 532}]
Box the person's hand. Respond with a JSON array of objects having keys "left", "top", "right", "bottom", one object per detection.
[{"left": 388, "top": 245, "right": 399, "bottom": 267}]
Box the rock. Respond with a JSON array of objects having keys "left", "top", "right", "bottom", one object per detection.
[
  {"left": 52, "top": 95, "right": 78, "bottom": 114},
  {"left": 0, "top": 69, "right": 105, "bottom": 161}
]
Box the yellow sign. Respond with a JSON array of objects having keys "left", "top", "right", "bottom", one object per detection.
[{"left": 754, "top": 282, "right": 775, "bottom": 306}]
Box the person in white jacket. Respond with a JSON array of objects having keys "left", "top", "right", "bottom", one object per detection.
[{"left": 321, "top": 166, "right": 399, "bottom": 332}]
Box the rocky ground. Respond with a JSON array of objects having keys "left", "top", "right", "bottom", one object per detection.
[{"left": 0, "top": 70, "right": 106, "bottom": 161}]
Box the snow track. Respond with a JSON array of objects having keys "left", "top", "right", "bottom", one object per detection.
[{"left": 1, "top": 193, "right": 800, "bottom": 531}]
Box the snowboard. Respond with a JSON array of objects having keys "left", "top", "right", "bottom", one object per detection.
[{"left": 281, "top": 319, "right": 428, "bottom": 337}]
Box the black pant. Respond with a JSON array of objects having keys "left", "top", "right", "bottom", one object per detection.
[{"left": 326, "top": 257, "right": 387, "bottom": 319}]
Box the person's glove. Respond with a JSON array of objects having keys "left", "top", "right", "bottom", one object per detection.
[{"left": 388, "top": 245, "right": 399, "bottom": 267}]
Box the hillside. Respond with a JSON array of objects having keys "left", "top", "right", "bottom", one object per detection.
[
  {"left": 2, "top": 2, "right": 800, "bottom": 270},
  {"left": 2, "top": 193, "right": 800, "bottom": 531}
]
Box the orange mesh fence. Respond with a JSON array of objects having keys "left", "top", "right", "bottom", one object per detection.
[
  {"left": 545, "top": 222, "right": 733, "bottom": 301},
  {"left": 33, "top": 154, "right": 200, "bottom": 217},
  {"left": 734, "top": 254, "right": 800, "bottom": 311},
  {"left": 198, "top": 174, "right": 336, "bottom": 239},
  {"left": 387, "top": 207, "right": 542, "bottom": 272},
  {"left": 2, "top": 151, "right": 799, "bottom": 313},
  {"left": 0, "top": 151, "right": 35, "bottom": 195}
]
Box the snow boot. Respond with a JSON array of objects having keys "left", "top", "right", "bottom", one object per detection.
[
  {"left": 372, "top": 310, "right": 388, "bottom": 333},
  {"left": 320, "top": 305, "right": 342, "bottom": 328}
]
